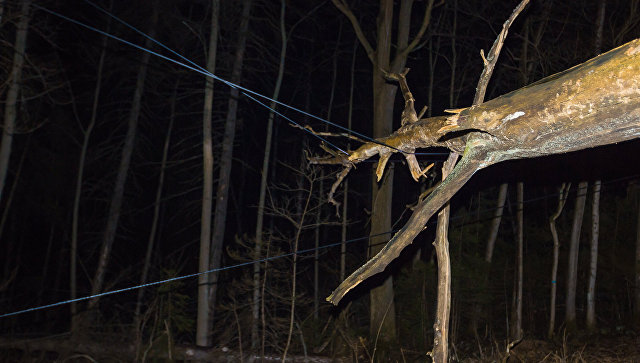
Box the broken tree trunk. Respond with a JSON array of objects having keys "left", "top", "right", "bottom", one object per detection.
[{"left": 316, "top": 38, "right": 640, "bottom": 305}]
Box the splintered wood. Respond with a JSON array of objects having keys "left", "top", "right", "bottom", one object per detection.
[{"left": 310, "top": 38, "right": 640, "bottom": 305}]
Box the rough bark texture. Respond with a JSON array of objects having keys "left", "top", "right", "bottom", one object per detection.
[
  {"left": 322, "top": 38, "right": 640, "bottom": 305},
  {"left": 587, "top": 180, "right": 601, "bottom": 331}
]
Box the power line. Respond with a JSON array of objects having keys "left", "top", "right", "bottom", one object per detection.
[
  {"left": 33, "top": 1, "right": 449, "bottom": 158},
  {"left": 2, "top": 173, "right": 637, "bottom": 319}
]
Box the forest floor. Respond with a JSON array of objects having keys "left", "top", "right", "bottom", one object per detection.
[{"left": 460, "top": 334, "right": 640, "bottom": 362}]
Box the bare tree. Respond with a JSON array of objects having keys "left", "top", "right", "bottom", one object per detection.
[
  {"left": 89, "top": 14, "right": 156, "bottom": 309},
  {"left": 70, "top": 32, "right": 108, "bottom": 329},
  {"left": 333, "top": 0, "right": 436, "bottom": 343},
  {"left": 586, "top": 0, "right": 606, "bottom": 334},
  {"left": 196, "top": 0, "right": 220, "bottom": 347},
  {"left": 636, "top": 184, "right": 640, "bottom": 328},
  {"left": 511, "top": 182, "right": 524, "bottom": 341},
  {"left": 548, "top": 183, "right": 570, "bottom": 338},
  {"left": 208, "top": 0, "right": 253, "bottom": 336},
  {"left": 252, "top": 0, "right": 286, "bottom": 349},
  {"left": 586, "top": 180, "right": 601, "bottom": 331}
]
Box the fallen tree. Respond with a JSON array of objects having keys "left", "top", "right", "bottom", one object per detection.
[{"left": 312, "top": 38, "right": 640, "bottom": 305}]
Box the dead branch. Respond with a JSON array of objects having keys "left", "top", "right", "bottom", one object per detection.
[{"left": 325, "top": 38, "right": 640, "bottom": 305}]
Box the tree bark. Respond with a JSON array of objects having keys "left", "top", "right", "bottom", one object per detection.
[
  {"left": 511, "top": 182, "right": 524, "bottom": 341},
  {"left": 333, "top": 0, "right": 435, "bottom": 343},
  {"left": 196, "top": 0, "right": 220, "bottom": 348},
  {"left": 324, "top": 37, "right": 640, "bottom": 306},
  {"left": 208, "top": 0, "right": 253, "bottom": 335},
  {"left": 548, "top": 183, "right": 570, "bottom": 338},
  {"left": 565, "top": 181, "right": 588, "bottom": 330},
  {"left": 368, "top": 0, "right": 397, "bottom": 343},
  {"left": 635, "top": 185, "right": 640, "bottom": 328},
  {"left": 0, "top": 0, "right": 30, "bottom": 205},
  {"left": 90, "top": 18, "right": 155, "bottom": 309},
  {"left": 430, "top": 154, "right": 456, "bottom": 363},
  {"left": 586, "top": 180, "right": 601, "bottom": 332}
]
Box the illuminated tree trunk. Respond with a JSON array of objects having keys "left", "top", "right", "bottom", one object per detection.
[{"left": 548, "top": 183, "right": 569, "bottom": 338}]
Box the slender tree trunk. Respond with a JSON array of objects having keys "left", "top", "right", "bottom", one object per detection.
[
  {"left": 90, "top": 20, "right": 156, "bottom": 308},
  {"left": 635, "top": 186, "right": 640, "bottom": 328},
  {"left": 196, "top": 0, "right": 220, "bottom": 347},
  {"left": 252, "top": 0, "right": 285, "bottom": 350},
  {"left": 548, "top": 183, "right": 570, "bottom": 338},
  {"left": 135, "top": 80, "right": 177, "bottom": 321},
  {"left": 0, "top": 0, "right": 30, "bottom": 204},
  {"left": 341, "top": 39, "right": 358, "bottom": 282},
  {"left": 208, "top": 0, "right": 253, "bottom": 332},
  {"left": 430, "top": 154, "right": 456, "bottom": 363},
  {"left": 71, "top": 33, "right": 108, "bottom": 327},
  {"left": 565, "top": 181, "right": 588, "bottom": 330},
  {"left": 586, "top": 180, "right": 601, "bottom": 332},
  {"left": 511, "top": 182, "right": 524, "bottom": 341},
  {"left": 282, "top": 177, "right": 313, "bottom": 361},
  {"left": 586, "top": 0, "right": 606, "bottom": 335},
  {"left": 485, "top": 184, "right": 508, "bottom": 263}
]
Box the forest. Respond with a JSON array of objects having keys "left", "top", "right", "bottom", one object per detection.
[{"left": 0, "top": 0, "right": 639, "bottom": 361}]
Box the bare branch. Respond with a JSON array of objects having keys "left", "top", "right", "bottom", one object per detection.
[
  {"left": 473, "top": 0, "right": 530, "bottom": 104},
  {"left": 392, "top": 0, "right": 437, "bottom": 70},
  {"left": 332, "top": 0, "right": 375, "bottom": 64}
]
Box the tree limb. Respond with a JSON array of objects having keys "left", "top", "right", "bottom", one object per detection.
[{"left": 332, "top": 0, "right": 376, "bottom": 64}]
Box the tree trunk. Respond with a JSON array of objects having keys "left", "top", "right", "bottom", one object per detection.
[
  {"left": 586, "top": 180, "right": 601, "bottom": 332},
  {"left": 71, "top": 32, "right": 108, "bottom": 328},
  {"left": 333, "top": 0, "right": 436, "bottom": 342},
  {"left": 565, "top": 181, "right": 588, "bottom": 330},
  {"left": 0, "top": 0, "right": 30, "bottom": 204},
  {"left": 548, "top": 183, "right": 570, "bottom": 338},
  {"left": 430, "top": 154, "right": 456, "bottom": 363},
  {"left": 635, "top": 185, "right": 640, "bottom": 328},
  {"left": 196, "top": 0, "right": 220, "bottom": 347},
  {"left": 89, "top": 19, "right": 155, "bottom": 309},
  {"left": 369, "top": 0, "right": 397, "bottom": 343},
  {"left": 485, "top": 183, "right": 508, "bottom": 263},
  {"left": 586, "top": 0, "right": 606, "bottom": 335},
  {"left": 135, "top": 80, "right": 177, "bottom": 321},
  {"left": 208, "top": 0, "right": 253, "bottom": 334},
  {"left": 252, "top": 0, "right": 285, "bottom": 349},
  {"left": 511, "top": 182, "right": 524, "bottom": 341}
]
